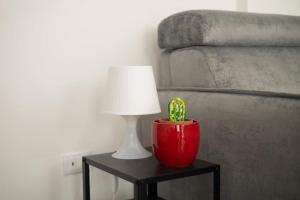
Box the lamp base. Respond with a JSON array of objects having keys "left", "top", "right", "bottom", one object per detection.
[
  {"left": 112, "top": 115, "right": 152, "bottom": 159},
  {"left": 112, "top": 146, "right": 152, "bottom": 159}
]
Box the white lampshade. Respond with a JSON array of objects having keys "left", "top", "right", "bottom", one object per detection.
[{"left": 103, "top": 66, "right": 161, "bottom": 115}]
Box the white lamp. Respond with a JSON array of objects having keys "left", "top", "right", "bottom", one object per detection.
[{"left": 103, "top": 66, "right": 161, "bottom": 159}]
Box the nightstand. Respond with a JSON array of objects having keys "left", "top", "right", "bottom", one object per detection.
[{"left": 82, "top": 149, "right": 220, "bottom": 200}]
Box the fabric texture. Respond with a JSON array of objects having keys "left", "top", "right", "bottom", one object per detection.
[
  {"left": 140, "top": 9, "right": 300, "bottom": 200},
  {"left": 158, "top": 10, "right": 300, "bottom": 49},
  {"left": 140, "top": 91, "right": 300, "bottom": 200},
  {"left": 139, "top": 9, "right": 300, "bottom": 200},
  {"left": 158, "top": 46, "right": 300, "bottom": 96}
]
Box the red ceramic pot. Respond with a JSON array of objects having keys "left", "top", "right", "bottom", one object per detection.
[{"left": 152, "top": 119, "right": 200, "bottom": 168}]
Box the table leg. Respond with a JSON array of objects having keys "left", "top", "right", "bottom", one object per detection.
[
  {"left": 82, "top": 159, "right": 90, "bottom": 200},
  {"left": 147, "top": 183, "right": 158, "bottom": 199},
  {"left": 213, "top": 165, "right": 220, "bottom": 200},
  {"left": 134, "top": 182, "right": 147, "bottom": 200}
]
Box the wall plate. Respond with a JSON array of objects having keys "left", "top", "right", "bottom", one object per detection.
[{"left": 62, "top": 151, "right": 91, "bottom": 176}]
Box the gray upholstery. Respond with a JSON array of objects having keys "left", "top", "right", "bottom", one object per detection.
[
  {"left": 141, "top": 10, "right": 300, "bottom": 200},
  {"left": 141, "top": 91, "right": 300, "bottom": 200},
  {"left": 159, "top": 47, "right": 300, "bottom": 95},
  {"left": 158, "top": 10, "right": 300, "bottom": 49}
]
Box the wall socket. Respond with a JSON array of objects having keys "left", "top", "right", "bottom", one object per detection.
[{"left": 62, "top": 151, "right": 91, "bottom": 176}]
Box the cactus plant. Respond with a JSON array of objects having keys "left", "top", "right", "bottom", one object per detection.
[
  {"left": 168, "top": 97, "right": 186, "bottom": 122},
  {"left": 153, "top": 96, "right": 199, "bottom": 168}
]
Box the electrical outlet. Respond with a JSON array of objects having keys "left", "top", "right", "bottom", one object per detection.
[{"left": 62, "top": 151, "right": 91, "bottom": 176}]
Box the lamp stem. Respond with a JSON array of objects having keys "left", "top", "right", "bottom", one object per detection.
[{"left": 112, "top": 115, "right": 152, "bottom": 159}]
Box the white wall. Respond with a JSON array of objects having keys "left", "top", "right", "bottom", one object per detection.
[
  {"left": 0, "top": 0, "right": 299, "bottom": 200},
  {"left": 248, "top": 0, "right": 300, "bottom": 15},
  {"left": 0, "top": 1, "right": 237, "bottom": 199}
]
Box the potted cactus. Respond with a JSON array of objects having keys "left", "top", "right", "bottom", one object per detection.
[{"left": 152, "top": 97, "right": 200, "bottom": 168}]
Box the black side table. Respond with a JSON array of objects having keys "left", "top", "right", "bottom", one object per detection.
[{"left": 82, "top": 150, "right": 220, "bottom": 200}]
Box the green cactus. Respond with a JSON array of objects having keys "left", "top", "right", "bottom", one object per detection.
[{"left": 168, "top": 97, "right": 186, "bottom": 122}]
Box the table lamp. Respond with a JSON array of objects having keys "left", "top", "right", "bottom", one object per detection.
[{"left": 102, "top": 66, "right": 161, "bottom": 159}]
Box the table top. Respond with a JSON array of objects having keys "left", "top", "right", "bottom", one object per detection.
[{"left": 83, "top": 148, "right": 219, "bottom": 184}]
